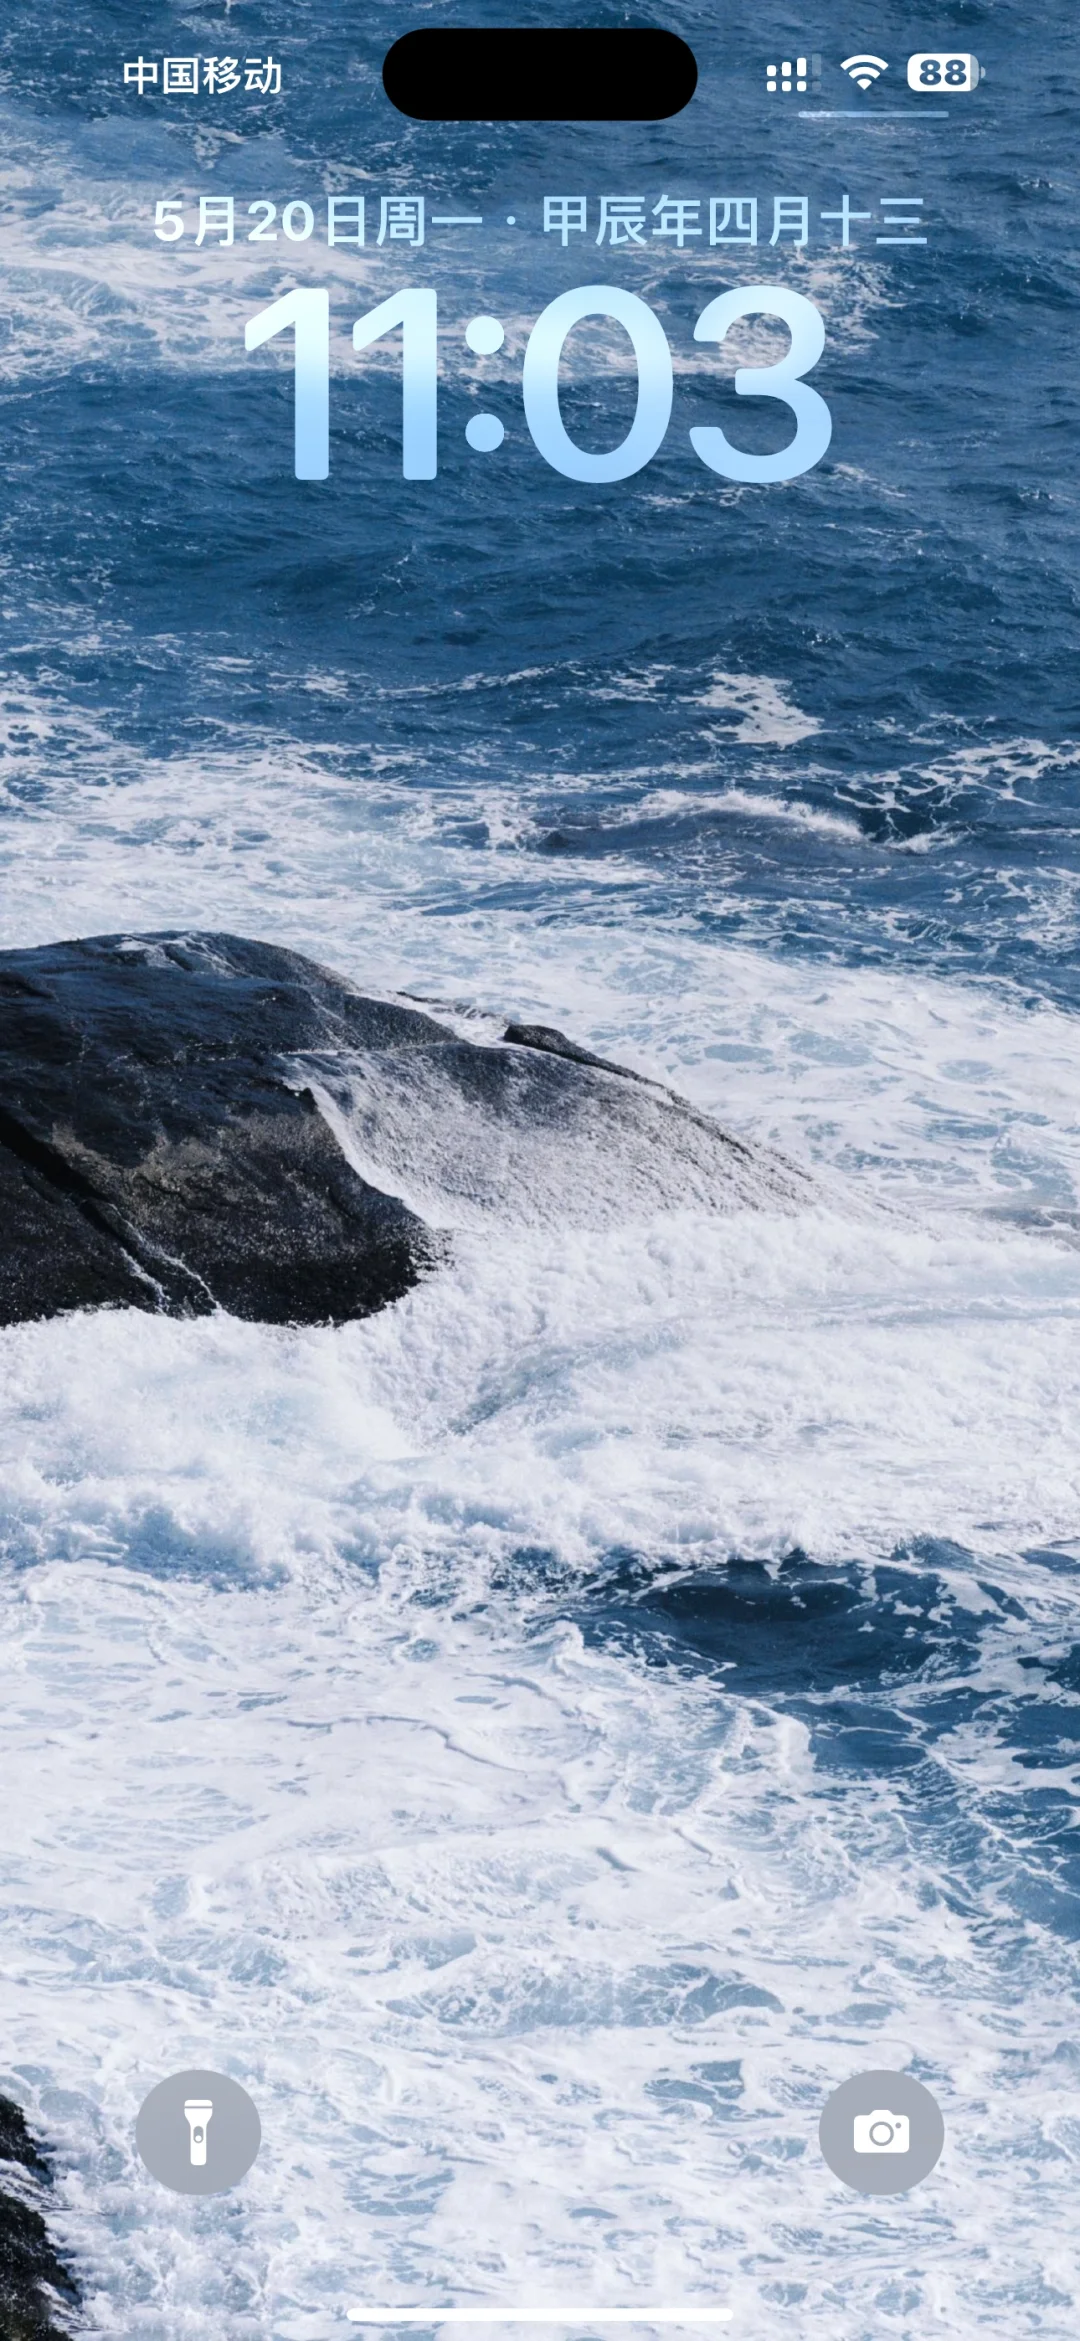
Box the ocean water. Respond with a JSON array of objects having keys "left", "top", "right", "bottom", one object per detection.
[{"left": 2, "top": 3, "right": 1080, "bottom": 2335}]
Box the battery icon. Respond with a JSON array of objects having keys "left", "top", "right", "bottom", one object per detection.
[{"left": 907, "top": 52, "right": 981, "bottom": 91}]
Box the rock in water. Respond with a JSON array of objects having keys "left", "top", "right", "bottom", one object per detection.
[
  {"left": 0, "top": 933, "right": 446, "bottom": 1326},
  {"left": 0, "top": 2097, "right": 79, "bottom": 2341},
  {"left": 0, "top": 932, "right": 810, "bottom": 1328}
]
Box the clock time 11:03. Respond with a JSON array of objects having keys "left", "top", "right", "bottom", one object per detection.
[{"left": 244, "top": 283, "right": 832, "bottom": 488}]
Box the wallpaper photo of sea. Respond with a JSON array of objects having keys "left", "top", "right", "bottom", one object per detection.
[{"left": 1, "top": 4, "right": 1079, "bottom": 2336}]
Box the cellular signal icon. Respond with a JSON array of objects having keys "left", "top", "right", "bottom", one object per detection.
[
  {"left": 840, "top": 53, "right": 889, "bottom": 90},
  {"left": 766, "top": 54, "right": 821, "bottom": 95}
]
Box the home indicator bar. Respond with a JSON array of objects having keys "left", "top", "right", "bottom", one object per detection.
[{"left": 347, "top": 2314, "right": 734, "bottom": 2328}]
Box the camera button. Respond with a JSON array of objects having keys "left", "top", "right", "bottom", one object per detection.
[{"left": 819, "top": 2070, "right": 945, "bottom": 2194}]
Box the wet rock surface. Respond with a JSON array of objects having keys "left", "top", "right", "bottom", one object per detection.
[
  {"left": 0, "top": 932, "right": 447, "bottom": 1326},
  {"left": 0, "top": 2099, "right": 79, "bottom": 2341},
  {"left": 0, "top": 931, "right": 810, "bottom": 1327}
]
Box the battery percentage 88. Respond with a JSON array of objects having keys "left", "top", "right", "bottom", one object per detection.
[{"left": 907, "top": 52, "right": 981, "bottom": 91}]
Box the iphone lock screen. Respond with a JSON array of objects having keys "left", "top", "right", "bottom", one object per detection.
[{"left": 1, "top": 6, "right": 1079, "bottom": 2339}]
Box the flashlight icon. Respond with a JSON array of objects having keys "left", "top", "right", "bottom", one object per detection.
[{"left": 183, "top": 2097, "right": 213, "bottom": 2167}]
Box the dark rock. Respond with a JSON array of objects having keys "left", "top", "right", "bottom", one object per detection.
[
  {"left": 0, "top": 2097, "right": 79, "bottom": 2341},
  {"left": 0, "top": 1132, "right": 154, "bottom": 1321},
  {"left": 0, "top": 933, "right": 445, "bottom": 1327},
  {"left": 0, "top": 931, "right": 811, "bottom": 1328},
  {"left": 501, "top": 1022, "right": 641, "bottom": 1080},
  {"left": 0, "top": 2107, "right": 48, "bottom": 2187}
]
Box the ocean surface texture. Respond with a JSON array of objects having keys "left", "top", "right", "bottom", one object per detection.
[{"left": 1, "top": 4, "right": 1079, "bottom": 2336}]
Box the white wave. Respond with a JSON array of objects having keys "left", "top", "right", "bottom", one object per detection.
[
  {"left": 5, "top": 1191, "right": 1080, "bottom": 1584},
  {"left": 854, "top": 735, "right": 1080, "bottom": 818},
  {"left": 291, "top": 1038, "right": 808, "bottom": 1234},
  {"left": 4, "top": 690, "right": 1080, "bottom": 2333},
  {"left": 696, "top": 672, "right": 820, "bottom": 748},
  {"left": 915, "top": 736, "right": 1080, "bottom": 800},
  {"left": 4, "top": 717, "right": 1080, "bottom": 1218},
  {"left": 619, "top": 788, "right": 861, "bottom": 841},
  {"left": 2, "top": 1472, "right": 1078, "bottom": 2338}
]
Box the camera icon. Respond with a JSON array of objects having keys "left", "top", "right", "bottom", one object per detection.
[
  {"left": 853, "top": 2108, "right": 910, "bottom": 2155},
  {"left": 821, "top": 2072, "right": 942, "bottom": 2194}
]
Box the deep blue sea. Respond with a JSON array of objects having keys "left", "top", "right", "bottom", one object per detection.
[{"left": 1, "top": 4, "right": 1079, "bottom": 2336}]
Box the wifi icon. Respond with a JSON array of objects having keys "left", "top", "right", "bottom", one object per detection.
[{"left": 840, "top": 53, "right": 889, "bottom": 89}]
